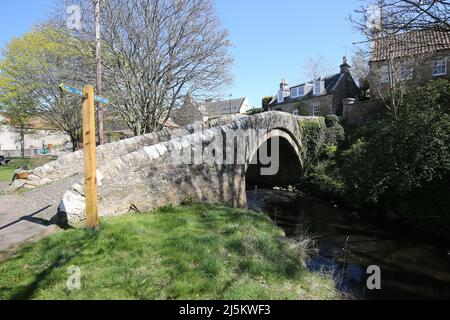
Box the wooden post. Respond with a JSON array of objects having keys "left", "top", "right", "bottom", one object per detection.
[{"left": 82, "top": 85, "right": 99, "bottom": 229}]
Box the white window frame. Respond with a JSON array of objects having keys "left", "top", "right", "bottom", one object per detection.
[
  {"left": 313, "top": 81, "right": 323, "bottom": 95},
  {"left": 290, "top": 87, "right": 298, "bottom": 98},
  {"left": 311, "top": 105, "right": 320, "bottom": 116},
  {"left": 277, "top": 90, "right": 284, "bottom": 103},
  {"left": 400, "top": 63, "right": 413, "bottom": 81},
  {"left": 380, "top": 65, "right": 389, "bottom": 83},
  {"left": 432, "top": 58, "right": 447, "bottom": 76},
  {"left": 298, "top": 85, "right": 305, "bottom": 97}
]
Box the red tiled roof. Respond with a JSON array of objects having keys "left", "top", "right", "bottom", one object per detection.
[{"left": 371, "top": 30, "right": 450, "bottom": 62}]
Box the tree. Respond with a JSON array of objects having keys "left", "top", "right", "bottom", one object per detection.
[
  {"left": 262, "top": 96, "right": 273, "bottom": 111},
  {"left": 350, "top": 0, "right": 442, "bottom": 117},
  {"left": 351, "top": 0, "right": 449, "bottom": 35},
  {"left": 303, "top": 55, "right": 333, "bottom": 80},
  {"left": 52, "top": 0, "right": 233, "bottom": 136},
  {"left": 0, "top": 27, "right": 92, "bottom": 151},
  {"left": 351, "top": 48, "right": 370, "bottom": 86}
]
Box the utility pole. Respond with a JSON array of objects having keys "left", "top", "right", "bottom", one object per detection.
[{"left": 95, "top": 0, "right": 104, "bottom": 145}]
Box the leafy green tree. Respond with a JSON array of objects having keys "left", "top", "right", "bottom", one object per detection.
[
  {"left": 262, "top": 96, "right": 273, "bottom": 111},
  {"left": 0, "top": 27, "right": 92, "bottom": 151}
]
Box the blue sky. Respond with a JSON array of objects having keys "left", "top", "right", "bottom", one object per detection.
[{"left": 0, "top": 0, "right": 364, "bottom": 107}]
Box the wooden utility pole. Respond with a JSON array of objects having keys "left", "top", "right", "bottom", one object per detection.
[
  {"left": 82, "top": 85, "right": 99, "bottom": 229},
  {"left": 95, "top": 0, "right": 104, "bottom": 145}
]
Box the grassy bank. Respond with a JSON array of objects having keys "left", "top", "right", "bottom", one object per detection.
[
  {"left": 0, "top": 204, "right": 339, "bottom": 300},
  {"left": 0, "top": 157, "right": 57, "bottom": 182}
]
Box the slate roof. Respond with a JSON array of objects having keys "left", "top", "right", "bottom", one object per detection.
[
  {"left": 204, "top": 98, "right": 246, "bottom": 118},
  {"left": 269, "top": 73, "right": 343, "bottom": 107},
  {"left": 171, "top": 100, "right": 204, "bottom": 126},
  {"left": 371, "top": 30, "right": 450, "bottom": 62}
]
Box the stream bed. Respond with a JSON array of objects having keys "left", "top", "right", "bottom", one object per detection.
[{"left": 247, "top": 189, "right": 450, "bottom": 300}]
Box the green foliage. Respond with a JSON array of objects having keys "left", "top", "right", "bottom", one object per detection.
[
  {"left": 299, "top": 160, "right": 346, "bottom": 200},
  {"left": 298, "top": 118, "right": 327, "bottom": 169},
  {"left": 0, "top": 26, "right": 90, "bottom": 151},
  {"left": 245, "top": 108, "right": 264, "bottom": 115},
  {"left": 0, "top": 204, "right": 338, "bottom": 300},
  {"left": 324, "top": 115, "right": 340, "bottom": 128},
  {"left": 342, "top": 79, "right": 450, "bottom": 205},
  {"left": 262, "top": 96, "right": 273, "bottom": 111}
]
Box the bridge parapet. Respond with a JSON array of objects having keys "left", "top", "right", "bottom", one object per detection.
[
  {"left": 12, "top": 114, "right": 245, "bottom": 191},
  {"left": 59, "top": 112, "right": 320, "bottom": 227}
]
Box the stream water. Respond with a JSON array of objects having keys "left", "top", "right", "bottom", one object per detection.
[{"left": 247, "top": 189, "right": 450, "bottom": 300}]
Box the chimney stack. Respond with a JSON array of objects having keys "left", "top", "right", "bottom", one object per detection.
[{"left": 340, "top": 56, "right": 351, "bottom": 74}]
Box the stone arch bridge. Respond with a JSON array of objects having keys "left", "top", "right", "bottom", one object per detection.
[{"left": 15, "top": 112, "right": 322, "bottom": 227}]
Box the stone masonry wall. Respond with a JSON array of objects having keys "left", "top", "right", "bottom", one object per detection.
[
  {"left": 16, "top": 114, "right": 245, "bottom": 191},
  {"left": 59, "top": 112, "right": 310, "bottom": 227}
]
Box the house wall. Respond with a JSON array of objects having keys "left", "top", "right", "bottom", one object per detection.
[
  {"left": 269, "top": 94, "right": 334, "bottom": 116},
  {"left": 239, "top": 97, "right": 251, "bottom": 114},
  {"left": 0, "top": 125, "right": 70, "bottom": 152},
  {"left": 369, "top": 50, "right": 450, "bottom": 99},
  {"left": 343, "top": 99, "right": 386, "bottom": 125},
  {"left": 332, "top": 73, "right": 361, "bottom": 116}
]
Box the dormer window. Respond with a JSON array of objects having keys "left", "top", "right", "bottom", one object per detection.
[
  {"left": 291, "top": 86, "right": 306, "bottom": 98},
  {"left": 277, "top": 90, "right": 284, "bottom": 103},
  {"left": 313, "top": 80, "right": 324, "bottom": 95},
  {"left": 298, "top": 86, "right": 305, "bottom": 97}
]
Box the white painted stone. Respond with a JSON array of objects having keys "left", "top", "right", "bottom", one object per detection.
[
  {"left": 60, "top": 190, "right": 85, "bottom": 221},
  {"left": 143, "top": 146, "right": 160, "bottom": 159},
  {"left": 27, "top": 174, "right": 40, "bottom": 182},
  {"left": 155, "top": 144, "right": 168, "bottom": 156}
]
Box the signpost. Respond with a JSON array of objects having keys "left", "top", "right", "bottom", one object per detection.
[{"left": 59, "top": 83, "right": 109, "bottom": 229}]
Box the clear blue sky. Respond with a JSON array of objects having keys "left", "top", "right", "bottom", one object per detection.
[{"left": 0, "top": 0, "right": 364, "bottom": 107}]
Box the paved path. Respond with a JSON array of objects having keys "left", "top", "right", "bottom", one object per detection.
[{"left": 0, "top": 175, "right": 80, "bottom": 259}]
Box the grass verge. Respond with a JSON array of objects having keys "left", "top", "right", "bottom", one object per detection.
[
  {"left": 0, "top": 157, "right": 57, "bottom": 182},
  {"left": 0, "top": 204, "right": 339, "bottom": 300}
]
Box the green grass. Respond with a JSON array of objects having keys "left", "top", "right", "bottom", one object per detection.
[
  {"left": 0, "top": 204, "right": 339, "bottom": 300},
  {"left": 0, "top": 157, "right": 57, "bottom": 182}
]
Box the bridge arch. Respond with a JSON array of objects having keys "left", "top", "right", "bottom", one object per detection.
[{"left": 245, "top": 129, "right": 303, "bottom": 190}]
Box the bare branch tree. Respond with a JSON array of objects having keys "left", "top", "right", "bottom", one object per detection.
[
  {"left": 350, "top": 0, "right": 450, "bottom": 37},
  {"left": 302, "top": 55, "right": 334, "bottom": 80},
  {"left": 52, "top": 0, "right": 233, "bottom": 136}
]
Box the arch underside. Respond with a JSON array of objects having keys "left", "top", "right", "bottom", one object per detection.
[{"left": 245, "top": 129, "right": 303, "bottom": 189}]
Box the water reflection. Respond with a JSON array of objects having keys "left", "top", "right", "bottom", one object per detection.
[{"left": 247, "top": 189, "right": 450, "bottom": 300}]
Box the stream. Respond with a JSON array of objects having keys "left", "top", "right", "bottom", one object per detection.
[{"left": 247, "top": 189, "right": 450, "bottom": 300}]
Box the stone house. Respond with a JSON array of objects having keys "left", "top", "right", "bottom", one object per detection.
[
  {"left": 267, "top": 57, "right": 360, "bottom": 117},
  {"left": 172, "top": 96, "right": 251, "bottom": 126},
  {"left": 369, "top": 30, "right": 450, "bottom": 99}
]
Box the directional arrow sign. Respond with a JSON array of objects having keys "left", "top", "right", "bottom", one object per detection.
[{"left": 60, "top": 83, "right": 109, "bottom": 104}]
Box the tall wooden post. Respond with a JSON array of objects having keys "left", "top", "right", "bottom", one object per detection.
[
  {"left": 95, "top": 0, "right": 104, "bottom": 145},
  {"left": 82, "top": 85, "right": 99, "bottom": 229}
]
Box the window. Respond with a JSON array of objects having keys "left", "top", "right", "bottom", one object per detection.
[
  {"left": 298, "top": 85, "right": 305, "bottom": 96},
  {"left": 380, "top": 65, "right": 389, "bottom": 83},
  {"left": 433, "top": 59, "right": 447, "bottom": 76},
  {"left": 311, "top": 105, "right": 320, "bottom": 116},
  {"left": 277, "top": 90, "right": 284, "bottom": 103},
  {"left": 400, "top": 64, "right": 413, "bottom": 80},
  {"left": 313, "top": 81, "right": 323, "bottom": 95},
  {"left": 290, "top": 87, "right": 298, "bottom": 98},
  {"left": 292, "top": 109, "right": 299, "bottom": 116}
]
